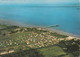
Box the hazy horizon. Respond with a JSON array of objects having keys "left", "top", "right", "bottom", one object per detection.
[{"left": 0, "top": 0, "right": 79, "bottom": 4}]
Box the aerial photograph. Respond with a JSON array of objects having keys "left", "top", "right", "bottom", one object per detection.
[{"left": 0, "top": 0, "right": 80, "bottom": 57}]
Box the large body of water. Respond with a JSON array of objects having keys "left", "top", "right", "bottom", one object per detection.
[{"left": 0, "top": 5, "right": 80, "bottom": 36}]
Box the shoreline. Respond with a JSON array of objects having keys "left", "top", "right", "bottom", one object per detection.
[
  {"left": 0, "top": 19, "right": 80, "bottom": 39},
  {"left": 46, "top": 28, "right": 80, "bottom": 39}
]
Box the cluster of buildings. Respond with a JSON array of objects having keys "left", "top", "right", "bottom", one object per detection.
[
  {"left": 0, "top": 28, "right": 63, "bottom": 48},
  {"left": 25, "top": 32, "right": 61, "bottom": 48},
  {"left": 0, "top": 27, "right": 71, "bottom": 55}
]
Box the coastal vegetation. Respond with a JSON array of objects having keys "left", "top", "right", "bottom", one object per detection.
[{"left": 0, "top": 24, "right": 80, "bottom": 57}]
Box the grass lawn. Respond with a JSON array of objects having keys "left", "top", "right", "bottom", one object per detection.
[{"left": 39, "top": 46, "right": 67, "bottom": 57}]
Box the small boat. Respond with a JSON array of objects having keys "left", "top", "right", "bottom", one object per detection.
[
  {"left": 56, "top": 25, "right": 59, "bottom": 27},
  {"left": 48, "top": 25, "right": 59, "bottom": 28}
]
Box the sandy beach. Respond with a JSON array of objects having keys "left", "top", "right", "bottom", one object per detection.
[{"left": 46, "top": 28, "right": 80, "bottom": 39}]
